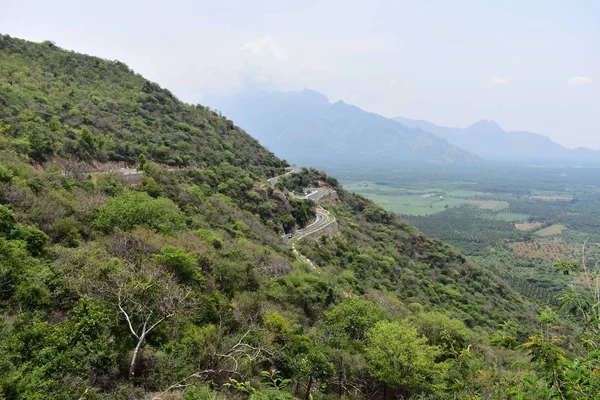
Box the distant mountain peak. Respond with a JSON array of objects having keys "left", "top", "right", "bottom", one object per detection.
[
  {"left": 300, "top": 88, "right": 330, "bottom": 102},
  {"left": 467, "top": 119, "right": 504, "bottom": 132},
  {"left": 206, "top": 88, "right": 480, "bottom": 165}
]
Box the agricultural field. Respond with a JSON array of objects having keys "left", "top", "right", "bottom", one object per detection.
[
  {"left": 344, "top": 181, "right": 510, "bottom": 216},
  {"left": 535, "top": 224, "right": 566, "bottom": 237},
  {"left": 331, "top": 163, "right": 600, "bottom": 305},
  {"left": 482, "top": 212, "right": 529, "bottom": 222},
  {"left": 530, "top": 195, "right": 573, "bottom": 201},
  {"left": 463, "top": 199, "right": 506, "bottom": 209},
  {"left": 509, "top": 241, "right": 573, "bottom": 261}
]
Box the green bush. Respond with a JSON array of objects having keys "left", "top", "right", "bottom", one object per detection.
[
  {"left": 280, "top": 214, "right": 296, "bottom": 233},
  {"left": 195, "top": 228, "right": 223, "bottom": 249},
  {"left": 0, "top": 164, "right": 14, "bottom": 182},
  {"left": 48, "top": 216, "right": 82, "bottom": 247},
  {"left": 365, "top": 320, "right": 446, "bottom": 396},
  {"left": 12, "top": 224, "right": 48, "bottom": 256},
  {"left": 153, "top": 245, "right": 204, "bottom": 285},
  {"left": 0, "top": 205, "right": 17, "bottom": 235},
  {"left": 94, "top": 191, "right": 184, "bottom": 233},
  {"left": 325, "top": 298, "right": 387, "bottom": 342}
]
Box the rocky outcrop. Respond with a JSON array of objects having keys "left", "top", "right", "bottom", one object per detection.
[
  {"left": 251, "top": 183, "right": 269, "bottom": 200},
  {"left": 271, "top": 189, "right": 292, "bottom": 215}
]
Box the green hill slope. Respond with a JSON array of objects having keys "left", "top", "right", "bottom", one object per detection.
[
  {"left": 0, "top": 35, "right": 554, "bottom": 399},
  {"left": 0, "top": 36, "right": 284, "bottom": 174}
]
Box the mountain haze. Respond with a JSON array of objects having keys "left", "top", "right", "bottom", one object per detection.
[
  {"left": 394, "top": 116, "right": 600, "bottom": 164},
  {"left": 207, "top": 89, "right": 481, "bottom": 166}
]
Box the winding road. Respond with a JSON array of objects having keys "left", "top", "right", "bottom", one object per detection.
[
  {"left": 267, "top": 167, "right": 299, "bottom": 186},
  {"left": 268, "top": 169, "right": 336, "bottom": 267},
  {"left": 283, "top": 206, "right": 331, "bottom": 244}
]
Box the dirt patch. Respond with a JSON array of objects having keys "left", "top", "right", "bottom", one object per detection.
[
  {"left": 509, "top": 241, "right": 572, "bottom": 261},
  {"left": 515, "top": 222, "right": 542, "bottom": 231}
]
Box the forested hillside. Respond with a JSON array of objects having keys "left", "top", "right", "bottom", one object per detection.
[{"left": 1, "top": 35, "right": 599, "bottom": 399}]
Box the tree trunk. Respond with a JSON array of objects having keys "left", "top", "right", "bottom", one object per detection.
[
  {"left": 383, "top": 384, "right": 387, "bottom": 400},
  {"left": 338, "top": 373, "right": 343, "bottom": 397},
  {"left": 305, "top": 376, "right": 313, "bottom": 400},
  {"left": 129, "top": 333, "right": 146, "bottom": 381}
]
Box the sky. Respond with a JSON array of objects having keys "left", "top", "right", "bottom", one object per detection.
[{"left": 2, "top": 0, "right": 599, "bottom": 149}]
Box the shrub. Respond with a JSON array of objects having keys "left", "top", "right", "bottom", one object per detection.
[
  {"left": 12, "top": 225, "right": 48, "bottom": 256},
  {"left": 366, "top": 321, "right": 446, "bottom": 396},
  {"left": 153, "top": 245, "right": 204, "bottom": 285},
  {"left": 0, "top": 205, "right": 17, "bottom": 235},
  {"left": 94, "top": 191, "right": 184, "bottom": 233},
  {"left": 195, "top": 228, "right": 223, "bottom": 249},
  {"left": 0, "top": 164, "right": 14, "bottom": 182}
]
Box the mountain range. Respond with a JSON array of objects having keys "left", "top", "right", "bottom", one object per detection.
[
  {"left": 206, "top": 89, "right": 481, "bottom": 166},
  {"left": 394, "top": 117, "right": 600, "bottom": 164},
  {"left": 208, "top": 88, "right": 599, "bottom": 166}
]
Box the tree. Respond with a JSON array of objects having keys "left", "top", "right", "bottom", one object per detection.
[
  {"left": 0, "top": 205, "right": 17, "bottom": 235},
  {"left": 325, "top": 298, "right": 386, "bottom": 342},
  {"left": 141, "top": 175, "right": 163, "bottom": 197},
  {"left": 26, "top": 121, "right": 54, "bottom": 161},
  {"left": 77, "top": 126, "right": 97, "bottom": 159},
  {"left": 365, "top": 321, "right": 445, "bottom": 398},
  {"left": 292, "top": 346, "right": 334, "bottom": 400},
  {"left": 0, "top": 164, "right": 13, "bottom": 183},
  {"left": 93, "top": 191, "right": 184, "bottom": 233},
  {"left": 521, "top": 308, "right": 567, "bottom": 399},
  {"left": 116, "top": 267, "right": 191, "bottom": 381},
  {"left": 408, "top": 311, "right": 471, "bottom": 358},
  {"left": 138, "top": 153, "right": 147, "bottom": 171},
  {"left": 153, "top": 245, "right": 204, "bottom": 285},
  {"left": 280, "top": 215, "right": 296, "bottom": 233},
  {"left": 289, "top": 199, "right": 316, "bottom": 228}
]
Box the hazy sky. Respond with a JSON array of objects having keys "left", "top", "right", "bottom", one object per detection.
[{"left": 2, "top": 0, "right": 598, "bottom": 149}]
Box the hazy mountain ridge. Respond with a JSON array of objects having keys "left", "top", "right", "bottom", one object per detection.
[
  {"left": 394, "top": 116, "right": 600, "bottom": 164},
  {"left": 207, "top": 89, "right": 481, "bottom": 166}
]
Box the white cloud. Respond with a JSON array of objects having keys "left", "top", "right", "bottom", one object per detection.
[
  {"left": 240, "top": 35, "right": 289, "bottom": 60},
  {"left": 568, "top": 76, "right": 593, "bottom": 86},
  {"left": 490, "top": 76, "right": 510, "bottom": 85}
]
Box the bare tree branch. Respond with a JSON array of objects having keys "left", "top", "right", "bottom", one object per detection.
[{"left": 118, "top": 291, "right": 139, "bottom": 339}]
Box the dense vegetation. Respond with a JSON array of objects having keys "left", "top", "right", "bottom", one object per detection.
[
  {"left": 0, "top": 35, "right": 285, "bottom": 174},
  {"left": 1, "top": 35, "right": 599, "bottom": 399}
]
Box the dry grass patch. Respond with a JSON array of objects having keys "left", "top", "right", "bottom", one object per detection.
[{"left": 535, "top": 224, "right": 566, "bottom": 237}]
